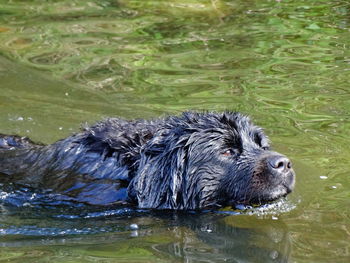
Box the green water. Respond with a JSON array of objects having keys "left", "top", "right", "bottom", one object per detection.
[{"left": 0, "top": 0, "right": 349, "bottom": 262}]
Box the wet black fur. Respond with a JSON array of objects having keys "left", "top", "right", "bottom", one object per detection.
[{"left": 0, "top": 111, "right": 294, "bottom": 209}]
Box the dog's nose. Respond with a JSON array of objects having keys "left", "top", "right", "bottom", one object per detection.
[{"left": 267, "top": 155, "right": 292, "bottom": 173}]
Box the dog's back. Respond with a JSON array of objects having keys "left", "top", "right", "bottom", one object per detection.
[{"left": 0, "top": 118, "right": 161, "bottom": 206}]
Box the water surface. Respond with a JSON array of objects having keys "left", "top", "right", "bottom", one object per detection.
[{"left": 0, "top": 0, "right": 349, "bottom": 262}]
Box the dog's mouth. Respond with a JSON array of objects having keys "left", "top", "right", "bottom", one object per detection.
[
  {"left": 246, "top": 165, "right": 296, "bottom": 206},
  {"left": 244, "top": 183, "right": 294, "bottom": 207},
  {"left": 227, "top": 176, "right": 295, "bottom": 208}
]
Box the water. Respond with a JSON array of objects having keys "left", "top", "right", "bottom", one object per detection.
[{"left": 0, "top": 0, "right": 349, "bottom": 262}]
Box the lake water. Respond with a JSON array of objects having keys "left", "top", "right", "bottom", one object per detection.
[{"left": 0, "top": 0, "right": 349, "bottom": 262}]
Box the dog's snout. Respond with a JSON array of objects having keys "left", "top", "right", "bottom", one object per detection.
[{"left": 267, "top": 155, "right": 292, "bottom": 173}]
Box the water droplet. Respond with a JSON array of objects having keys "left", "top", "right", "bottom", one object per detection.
[
  {"left": 130, "top": 223, "right": 139, "bottom": 230},
  {"left": 270, "top": 250, "right": 279, "bottom": 260}
]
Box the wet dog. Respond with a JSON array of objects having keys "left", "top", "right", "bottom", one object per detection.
[{"left": 0, "top": 111, "right": 295, "bottom": 209}]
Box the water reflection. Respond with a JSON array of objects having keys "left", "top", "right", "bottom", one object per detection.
[
  {"left": 0, "top": 208, "right": 291, "bottom": 263},
  {"left": 156, "top": 213, "right": 291, "bottom": 263}
]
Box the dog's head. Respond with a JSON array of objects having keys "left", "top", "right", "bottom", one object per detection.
[{"left": 130, "top": 111, "right": 295, "bottom": 210}]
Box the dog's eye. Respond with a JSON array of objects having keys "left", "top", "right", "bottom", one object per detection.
[
  {"left": 222, "top": 149, "right": 239, "bottom": 157},
  {"left": 261, "top": 146, "right": 270, "bottom": 151}
]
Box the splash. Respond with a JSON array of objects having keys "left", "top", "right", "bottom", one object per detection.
[{"left": 219, "top": 197, "right": 298, "bottom": 217}]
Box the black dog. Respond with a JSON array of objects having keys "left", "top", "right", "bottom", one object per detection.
[{"left": 0, "top": 111, "right": 295, "bottom": 209}]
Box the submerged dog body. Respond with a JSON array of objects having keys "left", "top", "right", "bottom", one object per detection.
[{"left": 0, "top": 112, "right": 295, "bottom": 209}]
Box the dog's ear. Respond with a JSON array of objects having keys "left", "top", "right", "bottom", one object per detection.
[
  {"left": 129, "top": 127, "right": 223, "bottom": 210},
  {"left": 130, "top": 128, "right": 189, "bottom": 209}
]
